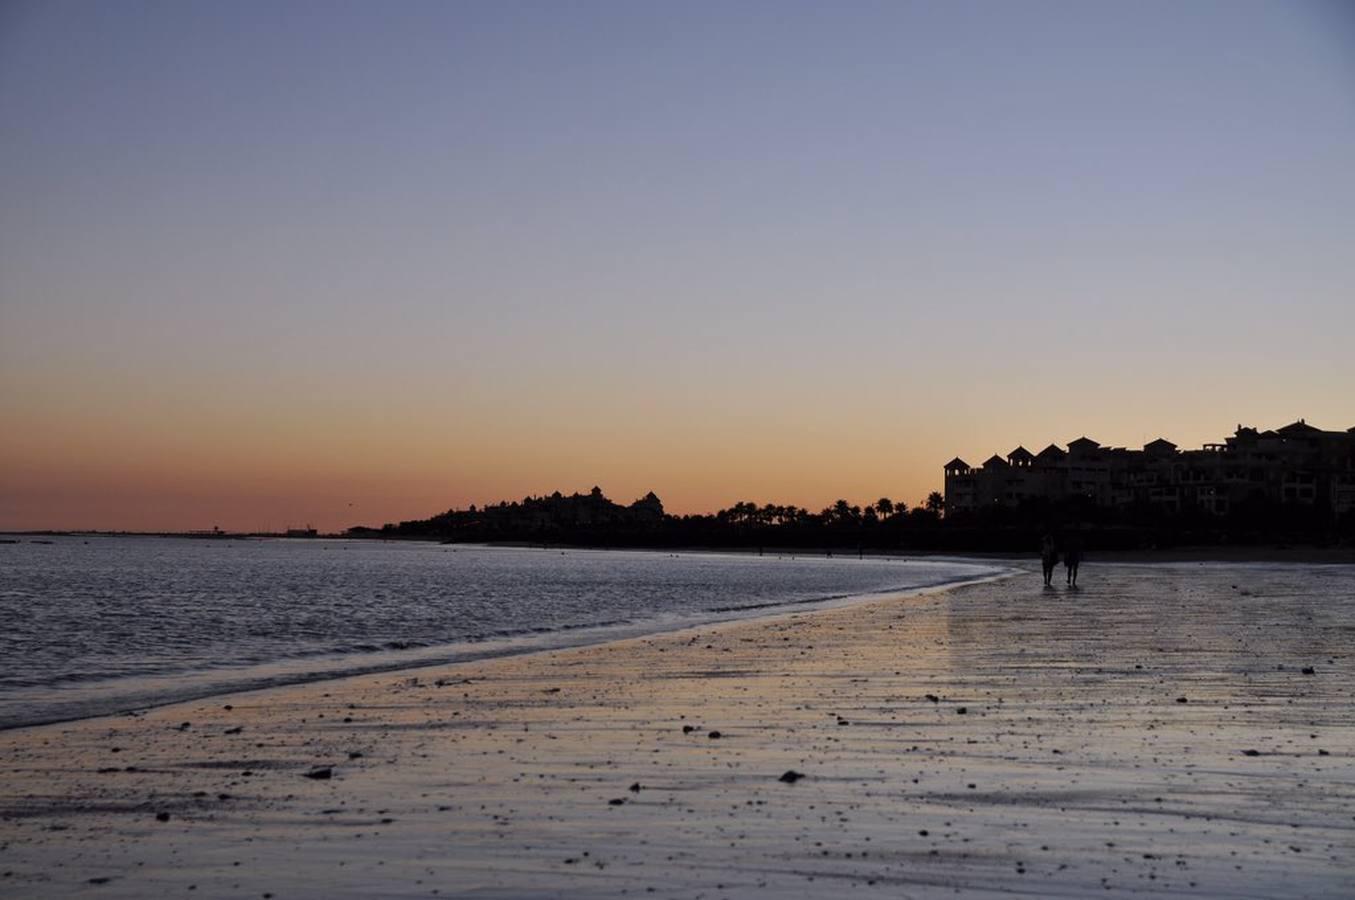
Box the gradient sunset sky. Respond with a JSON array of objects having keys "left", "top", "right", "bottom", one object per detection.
[{"left": 2, "top": 1, "right": 1353, "bottom": 532}]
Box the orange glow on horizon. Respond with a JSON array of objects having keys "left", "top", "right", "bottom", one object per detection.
[{"left": 5, "top": 376, "right": 1352, "bottom": 533}]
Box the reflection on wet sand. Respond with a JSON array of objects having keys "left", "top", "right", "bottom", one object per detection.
[{"left": 1, "top": 562, "right": 1351, "bottom": 898}]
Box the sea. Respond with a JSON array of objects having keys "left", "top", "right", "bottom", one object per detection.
[{"left": 0, "top": 536, "right": 1004, "bottom": 729}]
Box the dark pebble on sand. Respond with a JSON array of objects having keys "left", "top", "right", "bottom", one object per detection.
[
  {"left": 304, "top": 766, "right": 333, "bottom": 780},
  {"left": 608, "top": 798, "right": 626, "bottom": 806},
  {"left": 779, "top": 770, "right": 805, "bottom": 784},
  {"left": 1242, "top": 749, "right": 1261, "bottom": 757},
  {"left": 629, "top": 782, "right": 642, "bottom": 792},
  {"left": 956, "top": 707, "right": 967, "bottom": 715},
  {"left": 155, "top": 812, "right": 170, "bottom": 822},
  {"left": 707, "top": 730, "right": 722, "bottom": 739},
  {"left": 925, "top": 694, "right": 939, "bottom": 703},
  {"left": 682, "top": 725, "right": 695, "bottom": 734},
  {"left": 224, "top": 727, "right": 242, "bottom": 734},
  {"left": 1302, "top": 667, "right": 1316, "bottom": 675},
  {"left": 1176, "top": 697, "right": 1189, "bottom": 703},
  {"left": 348, "top": 751, "right": 364, "bottom": 759}
]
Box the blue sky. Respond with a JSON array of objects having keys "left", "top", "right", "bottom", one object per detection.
[{"left": 2, "top": 1, "right": 1353, "bottom": 528}]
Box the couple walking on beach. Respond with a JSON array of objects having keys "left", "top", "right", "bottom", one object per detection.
[{"left": 1041, "top": 533, "right": 1082, "bottom": 587}]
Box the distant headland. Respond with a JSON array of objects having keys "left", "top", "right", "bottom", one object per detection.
[{"left": 351, "top": 420, "right": 1354, "bottom": 552}]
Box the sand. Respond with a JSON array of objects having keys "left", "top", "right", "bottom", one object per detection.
[{"left": 1, "top": 562, "right": 1352, "bottom": 898}]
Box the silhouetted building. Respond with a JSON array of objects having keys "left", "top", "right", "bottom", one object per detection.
[{"left": 944, "top": 420, "right": 1355, "bottom": 517}]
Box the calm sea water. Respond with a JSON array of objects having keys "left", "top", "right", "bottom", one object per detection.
[{"left": 0, "top": 536, "right": 1002, "bottom": 728}]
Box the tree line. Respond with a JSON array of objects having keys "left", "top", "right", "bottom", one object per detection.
[{"left": 351, "top": 486, "right": 1352, "bottom": 552}]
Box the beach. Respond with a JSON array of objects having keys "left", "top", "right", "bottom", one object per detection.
[{"left": 2, "top": 562, "right": 1352, "bottom": 898}]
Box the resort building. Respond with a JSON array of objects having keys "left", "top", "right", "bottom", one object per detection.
[{"left": 944, "top": 420, "right": 1355, "bottom": 517}]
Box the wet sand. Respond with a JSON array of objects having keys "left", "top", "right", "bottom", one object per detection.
[{"left": 2, "top": 562, "right": 1352, "bottom": 898}]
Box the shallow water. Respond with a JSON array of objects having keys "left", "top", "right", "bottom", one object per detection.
[
  {"left": 2, "top": 559, "right": 1350, "bottom": 899},
  {"left": 0, "top": 536, "right": 1000, "bottom": 727}
]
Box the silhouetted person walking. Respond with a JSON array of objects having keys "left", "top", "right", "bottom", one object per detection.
[
  {"left": 1063, "top": 533, "right": 1082, "bottom": 587},
  {"left": 1040, "top": 534, "right": 1058, "bottom": 586}
]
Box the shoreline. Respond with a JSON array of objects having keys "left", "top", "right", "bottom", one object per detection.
[
  {"left": 5, "top": 530, "right": 1353, "bottom": 564},
  {"left": 2, "top": 560, "right": 1352, "bottom": 898},
  {"left": 0, "top": 566, "right": 1017, "bottom": 736}
]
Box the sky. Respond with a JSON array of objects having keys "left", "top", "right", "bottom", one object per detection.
[{"left": 2, "top": 1, "right": 1353, "bottom": 532}]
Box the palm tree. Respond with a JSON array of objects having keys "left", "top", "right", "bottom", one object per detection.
[
  {"left": 925, "top": 492, "right": 945, "bottom": 516},
  {"left": 875, "top": 497, "right": 894, "bottom": 519}
]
